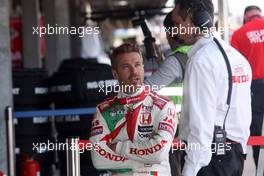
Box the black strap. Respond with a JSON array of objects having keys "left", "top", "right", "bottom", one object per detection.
[
  {"left": 174, "top": 52, "right": 188, "bottom": 82},
  {"left": 213, "top": 37, "right": 233, "bottom": 130}
]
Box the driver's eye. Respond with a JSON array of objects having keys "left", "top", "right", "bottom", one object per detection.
[{"left": 121, "top": 65, "right": 129, "bottom": 69}]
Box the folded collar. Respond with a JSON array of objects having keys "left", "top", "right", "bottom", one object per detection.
[{"left": 187, "top": 33, "right": 214, "bottom": 58}]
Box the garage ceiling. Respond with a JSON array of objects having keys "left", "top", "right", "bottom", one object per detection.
[
  {"left": 87, "top": 0, "right": 171, "bottom": 20},
  {"left": 89, "top": 0, "right": 168, "bottom": 11}
]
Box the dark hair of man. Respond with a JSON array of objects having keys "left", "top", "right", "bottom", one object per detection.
[
  {"left": 244, "top": 5, "right": 262, "bottom": 14},
  {"left": 164, "top": 12, "right": 176, "bottom": 38},
  {"left": 110, "top": 43, "right": 141, "bottom": 69},
  {"left": 243, "top": 5, "right": 262, "bottom": 24},
  {"left": 164, "top": 12, "right": 183, "bottom": 44},
  {"left": 164, "top": 12, "right": 174, "bottom": 29},
  {"left": 175, "top": 0, "right": 214, "bottom": 23}
]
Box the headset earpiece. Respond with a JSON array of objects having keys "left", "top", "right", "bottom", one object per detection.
[
  {"left": 193, "top": 9, "right": 213, "bottom": 29},
  {"left": 187, "top": 0, "right": 213, "bottom": 30}
]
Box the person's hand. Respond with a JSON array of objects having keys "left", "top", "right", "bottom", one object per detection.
[
  {"left": 148, "top": 132, "right": 157, "bottom": 139},
  {"left": 154, "top": 44, "right": 165, "bottom": 65},
  {"left": 109, "top": 143, "right": 117, "bottom": 152}
]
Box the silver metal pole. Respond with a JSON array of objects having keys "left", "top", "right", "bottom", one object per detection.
[
  {"left": 66, "top": 137, "right": 80, "bottom": 176},
  {"left": 256, "top": 114, "right": 264, "bottom": 176},
  {"left": 218, "top": 0, "right": 229, "bottom": 42},
  {"left": 6, "top": 106, "right": 15, "bottom": 176}
]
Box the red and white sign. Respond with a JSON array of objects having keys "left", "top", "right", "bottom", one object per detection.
[
  {"left": 10, "top": 17, "right": 23, "bottom": 68},
  {"left": 10, "top": 15, "right": 46, "bottom": 68}
]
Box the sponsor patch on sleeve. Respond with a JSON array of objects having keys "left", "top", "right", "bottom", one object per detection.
[
  {"left": 153, "top": 98, "right": 167, "bottom": 109},
  {"left": 91, "top": 119, "right": 100, "bottom": 128},
  {"left": 158, "top": 122, "right": 174, "bottom": 136},
  {"left": 90, "top": 126, "right": 103, "bottom": 137}
]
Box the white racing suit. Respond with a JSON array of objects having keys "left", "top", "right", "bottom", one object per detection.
[{"left": 89, "top": 86, "right": 177, "bottom": 176}]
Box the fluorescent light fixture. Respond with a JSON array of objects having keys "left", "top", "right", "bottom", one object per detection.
[
  {"left": 115, "top": 0, "right": 129, "bottom": 6},
  {"left": 165, "top": 0, "right": 174, "bottom": 7},
  {"left": 163, "top": 0, "right": 174, "bottom": 13}
]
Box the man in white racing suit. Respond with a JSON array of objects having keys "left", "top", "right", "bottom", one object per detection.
[{"left": 89, "top": 43, "right": 177, "bottom": 176}]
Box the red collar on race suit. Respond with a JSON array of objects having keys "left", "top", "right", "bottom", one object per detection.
[{"left": 125, "top": 103, "right": 142, "bottom": 142}]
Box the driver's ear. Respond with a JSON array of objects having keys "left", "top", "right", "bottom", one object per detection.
[{"left": 112, "top": 69, "right": 118, "bottom": 80}]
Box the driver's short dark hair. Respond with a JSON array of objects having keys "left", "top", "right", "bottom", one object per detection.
[{"left": 110, "top": 43, "right": 141, "bottom": 69}]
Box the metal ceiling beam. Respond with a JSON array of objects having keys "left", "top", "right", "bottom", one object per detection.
[
  {"left": 89, "top": 0, "right": 168, "bottom": 12},
  {"left": 84, "top": 6, "right": 173, "bottom": 21}
]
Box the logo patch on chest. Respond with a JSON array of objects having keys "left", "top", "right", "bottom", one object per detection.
[
  {"left": 140, "top": 113, "right": 152, "bottom": 125},
  {"left": 141, "top": 105, "right": 152, "bottom": 113},
  {"left": 138, "top": 125, "right": 153, "bottom": 133},
  {"left": 138, "top": 125, "right": 153, "bottom": 138}
]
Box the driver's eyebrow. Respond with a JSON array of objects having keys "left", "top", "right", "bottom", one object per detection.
[{"left": 120, "top": 63, "right": 129, "bottom": 67}]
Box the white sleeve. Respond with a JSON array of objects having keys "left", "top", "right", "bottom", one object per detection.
[
  {"left": 89, "top": 108, "right": 133, "bottom": 170},
  {"left": 115, "top": 102, "right": 177, "bottom": 164},
  {"left": 144, "top": 56, "right": 183, "bottom": 87},
  {"left": 182, "top": 60, "right": 217, "bottom": 176}
]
